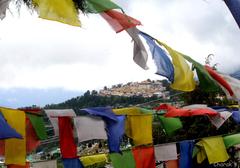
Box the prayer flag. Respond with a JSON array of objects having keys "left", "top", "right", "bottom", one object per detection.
[
  {"left": 0, "top": 112, "right": 22, "bottom": 139},
  {"left": 126, "top": 27, "right": 149, "bottom": 70},
  {"left": 224, "top": 0, "right": 240, "bottom": 28},
  {"left": 85, "top": 0, "right": 122, "bottom": 13},
  {"left": 139, "top": 31, "right": 174, "bottom": 82},
  {"left": 45, "top": 109, "right": 76, "bottom": 136},
  {"left": 80, "top": 154, "right": 108, "bottom": 167},
  {"left": 158, "top": 116, "right": 182, "bottom": 136},
  {"left": 196, "top": 136, "right": 229, "bottom": 164},
  {"left": 113, "top": 107, "right": 153, "bottom": 115},
  {"left": 223, "top": 133, "right": 240, "bottom": 149},
  {"left": 205, "top": 65, "right": 233, "bottom": 96},
  {"left": 0, "top": 108, "right": 26, "bottom": 166},
  {"left": 0, "top": 0, "right": 9, "bottom": 20},
  {"left": 26, "top": 117, "right": 40, "bottom": 153},
  {"left": 157, "top": 104, "right": 218, "bottom": 117},
  {"left": 126, "top": 114, "right": 153, "bottom": 146},
  {"left": 179, "top": 140, "right": 194, "bottom": 168},
  {"left": 208, "top": 111, "right": 232, "bottom": 129},
  {"left": 183, "top": 55, "right": 220, "bottom": 92},
  {"left": 58, "top": 117, "right": 77, "bottom": 158},
  {"left": 101, "top": 10, "right": 141, "bottom": 33},
  {"left": 232, "top": 110, "right": 240, "bottom": 124},
  {"left": 105, "top": 115, "right": 125, "bottom": 153},
  {"left": 165, "top": 160, "right": 179, "bottom": 168},
  {"left": 80, "top": 107, "right": 117, "bottom": 122},
  {"left": 27, "top": 113, "right": 47, "bottom": 140},
  {"left": 157, "top": 41, "right": 196, "bottom": 91},
  {"left": 219, "top": 73, "right": 240, "bottom": 101},
  {"left": 110, "top": 150, "right": 136, "bottom": 168},
  {"left": 62, "top": 158, "right": 84, "bottom": 168},
  {"left": 33, "top": 0, "right": 80, "bottom": 26},
  {"left": 154, "top": 143, "right": 178, "bottom": 161},
  {"left": 132, "top": 146, "right": 156, "bottom": 168},
  {"left": 74, "top": 116, "right": 107, "bottom": 142}
]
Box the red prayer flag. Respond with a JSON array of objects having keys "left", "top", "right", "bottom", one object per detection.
[
  {"left": 165, "top": 160, "right": 179, "bottom": 168},
  {"left": 58, "top": 116, "right": 77, "bottom": 158},
  {"left": 26, "top": 117, "right": 40, "bottom": 153},
  {"left": 205, "top": 65, "right": 234, "bottom": 96},
  {"left": 132, "top": 146, "right": 156, "bottom": 168},
  {"left": 0, "top": 140, "right": 4, "bottom": 156},
  {"left": 100, "top": 9, "right": 141, "bottom": 33},
  {"left": 156, "top": 104, "right": 218, "bottom": 117}
]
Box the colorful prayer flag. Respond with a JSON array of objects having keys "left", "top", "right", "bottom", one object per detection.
[
  {"left": 179, "top": 140, "right": 194, "bottom": 168},
  {"left": 33, "top": 0, "right": 80, "bottom": 26},
  {"left": 85, "top": 0, "right": 122, "bottom": 13},
  {"left": 27, "top": 113, "right": 47, "bottom": 140},
  {"left": 157, "top": 41, "right": 196, "bottom": 91},
  {"left": 62, "top": 158, "right": 84, "bottom": 168},
  {"left": 125, "top": 114, "right": 153, "bottom": 146},
  {"left": 101, "top": 10, "right": 141, "bottom": 33},
  {"left": 0, "top": 108, "right": 26, "bottom": 166},
  {"left": 110, "top": 150, "right": 136, "bottom": 168},
  {"left": 154, "top": 143, "right": 178, "bottom": 161},
  {"left": 139, "top": 31, "right": 174, "bottom": 82},
  {"left": 205, "top": 65, "right": 233, "bottom": 96},
  {"left": 196, "top": 136, "right": 229, "bottom": 164},
  {"left": 132, "top": 146, "right": 156, "bottom": 168},
  {"left": 0, "top": 112, "right": 22, "bottom": 139},
  {"left": 223, "top": 133, "right": 240, "bottom": 149},
  {"left": 158, "top": 116, "right": 182, "bottom": 136},
  {"left": 80, "top": 107, "right": 117, "bottom": 121},
  {"left": 224, "top": 0, "right": 240, "bottom": 28},
  {"left": 183, "top": 55, "right": 220, "bottom": 92},
  {"left": 45, "top": 109, "right": 76, "bottom": 136},
  {"left": 126, "top": 27, "right": 149, "bottom": 70},
  {"left": 105, "top": 115, "right": 125, "bottom": 153},
  {"left": 26, "top": 117, "right": 40, "bottom": 154},
  {"left": 58, "top": 117, "right": 77, "bottom": 158},
  {"left": 74, "top": 116, "right": 107, "bottom": 142}
]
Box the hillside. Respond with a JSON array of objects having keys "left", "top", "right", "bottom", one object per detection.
[{"left": 44, "top": 79, "right": 178, "bottom": 109}]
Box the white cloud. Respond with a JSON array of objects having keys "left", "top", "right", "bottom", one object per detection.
[{"left": 0, "top": 0, "right": 239, "bottom": 93}]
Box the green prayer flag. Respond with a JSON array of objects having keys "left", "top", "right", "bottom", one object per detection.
[
  {"left": 110, "top": 150, "right": 136, "bottom": 168},
  {"left": 85, "top": 0, "right": 122, "bottom": 13},
  {"left": 182, "top": 54, "right": 221, "bottom": 92},
  {"left": 159, "top": 116, "right": 182, "bottom": 136},
  {"left": 27, "top": 113, "right": 48, "bottom": 140},
  {"left": 223, "top": 133, "right": 240, "bottom": 149}
]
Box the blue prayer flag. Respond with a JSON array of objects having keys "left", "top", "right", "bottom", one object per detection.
[
  {"left": 180, "top": 140, "right": 194, "bottom": 168},
  {"left": 139, "top": 31, "right": 174, "bottom": 82},
  {"left": 62, "top": 158, "right": 84, "bottom": 168},
  {"left": 224, "top": 0, "right": 240, "bottom": 28},
  {"left": 80, "top": 107, "right": 117, "bottom": 122},
  {"left": 232, "top": 110, "right": 240, "bottom": 124},
  {"left": 105, "top": 115, "right": 125, "bottom": 153},
  {"left": 0, "top": 112, "right": 22, "bottom": 139}
]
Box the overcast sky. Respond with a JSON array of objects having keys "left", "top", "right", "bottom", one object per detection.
[{"left": 0, "top": 0, "right": 240, "bottom": 108}]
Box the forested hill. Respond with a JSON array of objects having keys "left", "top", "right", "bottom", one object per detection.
[{"left": 44, "top": 79, "right": 178, "bottom": 109}]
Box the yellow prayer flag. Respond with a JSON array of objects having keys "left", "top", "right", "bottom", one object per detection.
[
  {"left": 80, "top": 154, "right": 108, "bottom": 167},
  {"left": 157, "top": 40, "right": 196, "bottom": 91},
  {"left": 0, "top": 107, "right": 26, "bottom": 165},
  {"left": 113, "top": 107, "right": 142, "bottom": 115},
  {"left": 196, "top": 136, "right": 229, "bottom": 164},
  {"left": 33, "top": 0, "right": 81, "bottom": 27},
  {"left": 125, "top": 115, "right": 153, "bottom": 146}
]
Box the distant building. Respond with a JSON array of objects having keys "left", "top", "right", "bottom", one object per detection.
[{"left": 98, "top": 80, "right": 168, "bottom": 98}]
